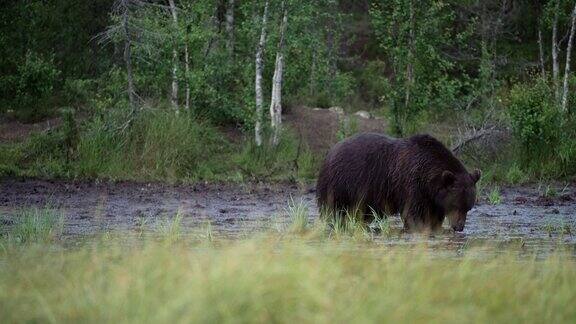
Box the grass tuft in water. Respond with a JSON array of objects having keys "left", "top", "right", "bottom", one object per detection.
[
  {"left": 488, "top": 186, "right": 502, "bottom": 205},
  {"left": 287, "top": 198, "right": 310, "bottom": 234},
  {"left": 2, "top": 208, "right": 64, "bottom": 244},
  {"left": 158, "top": 211, "right": 184, "bottom": 243},
  {"left": 322, "top": 208, "right": 371, "bottom": 241}
]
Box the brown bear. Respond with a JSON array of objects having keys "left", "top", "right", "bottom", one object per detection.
[{"left": 316, "top": 133, "right": 481, "bottom": 232}]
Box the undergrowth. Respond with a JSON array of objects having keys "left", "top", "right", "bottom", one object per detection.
[{"left": 0, "top": 108, "right": 320, "bottom": 183}]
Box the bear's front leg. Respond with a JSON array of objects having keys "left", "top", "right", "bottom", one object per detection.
[{"left": 401, "top": 203, "right": 427, "bottom": 232}]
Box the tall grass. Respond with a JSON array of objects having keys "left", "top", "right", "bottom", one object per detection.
[
  {"left": 2, "top": 208, "right": 64, "bottom": 244},
  {"left": 0, "top": 238, "right": 575, "bottom": 323},
  {"left": 286, "top": 198, "right": 310, "bottom": 234},
  {"left": 75, "top": 109, "right": 232, "bottom": 181},
  {"left": 0, "top": 108, "right": 320, "bottom": 182},
  {"left": 157, "top": 211, "right": 184, "bottom": 243},
  {"left": 235, "top": 132, "right": 318, "bottom": 182}
]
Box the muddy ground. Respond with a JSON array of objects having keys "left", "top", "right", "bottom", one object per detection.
[{"left": 1, "top": 178, "right": 575, "bottom": 255}]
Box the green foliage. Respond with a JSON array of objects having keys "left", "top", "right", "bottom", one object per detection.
[
  {"left": 508, "top": 79, "right": 558, "bottom": 165},
  {"left": 75, "top": 108, "right": 231, "bottom": 181},
  {"left": 235, "top": 132, "right": 319, "bottom": 182},
  {"left": 0, "top": 1, "right": 113, "bottom": 118},
  {"left": 0, "top": 106, "right": 320, "bottom": 183},
  {"left": 370, "top": 0, "right": 468, "bottom": 135},
  {"left": 0, "top": 52, "right": 60, "bottom": 121},
  {"left": 488, "top": 186, "right": 502, "bottom": 205},
  {"left": 357, "top": 60, "right": 392, "bottom": 108},
  {"left": 336, "top": 116, "right": 359, "bottom": 141},
  {"left": 505, "top": 164, "right": 528, "bottom": 185}
]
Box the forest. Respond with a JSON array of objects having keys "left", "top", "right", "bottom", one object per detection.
[
  {"left": 1, "top": 1, "right": 576, "bottom": 322},
  {"left": 0, "top": 0, "right": 575, "bottom": 182}
]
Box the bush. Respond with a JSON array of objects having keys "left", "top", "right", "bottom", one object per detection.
[
  {"left": 508, "top": 79, "right": 558, "bottom": 166},
  {"left": 0, "top": 52, "right": 60, "bottom": 122},
  {"left": 235, "top": 132, "right": 319, "bottom": 182},
  {"left": 75, "top": 108, "right": 232, "bottom": 181}
]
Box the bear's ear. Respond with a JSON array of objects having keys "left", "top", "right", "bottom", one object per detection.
[
  {"left": 442, "top": 170, "right": 455, "bottom": 188},
  {"left": 471, "top": 169, "right": 481, "bottom": 184}
]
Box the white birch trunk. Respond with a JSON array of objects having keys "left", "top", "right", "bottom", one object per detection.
[
  {"left": 552, "top": 0, "right": 560, "bottom": 102},
  {"left": 270, "top": 5, "right": 288, "bottom": 147},
  {"left": 405, "top": 0, "right": 414, "bottom": 110},
  {"left": 169, "top": 0, "right": 179, "bottom": 110},
  {"left": 561, "top": 3, "right": 576, "bottom": 113},
  {"left": 184, "top": 34, "right": 190, "bottom": 111},
  {"left": 255, "top": 1, "right": 269, "bottom": 147},
  {"left": 225, "top": 0, "right": 235, "bottom": 55},
  {"left": 538, "top": 25, "right": 546, "bottom": 78}
]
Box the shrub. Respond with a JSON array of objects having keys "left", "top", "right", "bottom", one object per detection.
[
  {"left": 235, "top": 132, "right": 319, "bottom": 182},
  {"left": 75, "top": 108, "right": 231, "bottom": 181},
  {"left": 0, "top": 52, "right": 61, "bottom": 122},
  {"left": 508, "top": 79, "right": 558, "bottom": 166}
]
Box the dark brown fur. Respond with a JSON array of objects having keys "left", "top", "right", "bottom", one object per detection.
[{"left": 316, "top": 133, "right": 480, "bottom": 232}]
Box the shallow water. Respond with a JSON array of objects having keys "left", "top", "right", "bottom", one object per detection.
[{"left": 1, "top": 179, "right": 575, "bottom": 256}]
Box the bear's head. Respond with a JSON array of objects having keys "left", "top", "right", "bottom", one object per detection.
[{"left": 435, "top": 169, "right": 481, "bottom": 232}]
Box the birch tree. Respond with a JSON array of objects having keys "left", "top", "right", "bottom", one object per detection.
[
  {"left": 561, "top": 3, "right": 576, "bottom": 113},
  {"left": 371, "top": 0, "right": 457, "bottom": 135},
  {"left": 538, "top": 23, "right": 546, "bottom": 78},
  {"left": 270, "top": 3, "right": 288, "bottom": 147},
  {"left": 254, "top": 1, "right": 269, "bottom": 147},
  {"left": 552, "top": 0, "right": 560, "bottom": 102},
  {"left": 225, "top": 0, "right": 235, "bottom": 55},
  {"left": 405, "top": 0, "right": 415, "bottom": 111},
  {"left": 168, "top": 0, "right": 179, "bottom": 110},
  {"left": 184, "top": 23, "right": 191, "bottom": 111}
]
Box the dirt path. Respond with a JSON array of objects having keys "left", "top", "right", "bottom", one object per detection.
[
  {"left": 1, "top": 179, "right": 575, "bottom": 254},
  {"left": 0, "top": 117, "right": 63, "bottom": 143}
]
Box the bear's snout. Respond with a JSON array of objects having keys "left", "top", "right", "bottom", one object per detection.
[
  {"left": 452, "top": 223, "right": 465, "bottom": 232},
  {"left": 447, "top": 212, "right": 467, "bottom": 232}
]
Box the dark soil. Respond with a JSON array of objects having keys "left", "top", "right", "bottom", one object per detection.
[
  {"left": 0, "top": 117, "right": 62, "bottom": 143},
  {"left": 1, "top": 179, "right": 575, "bottom": 255},
  {"left": 284, "top": 106, "right": 387, "bottom": 154}
]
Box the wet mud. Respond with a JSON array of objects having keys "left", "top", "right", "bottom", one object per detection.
[{"left": 1, "top": 179, "right": 575, "bottom": 255}]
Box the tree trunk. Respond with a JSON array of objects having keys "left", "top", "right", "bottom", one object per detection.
[
  {"left": 254, "top": 1, "right": 269, "bottom": 147},
  {"left": 168, "top": 0, "right": 179, "bottom": 110},
  {"left": 122, "top": 2, "right": 136, "bottom": 110},
  {"left": 184, "top": 27, "right": 190, "bottom": 111},
  {"left": 203, "top": 13, "right": 218, "bottom": 59},
  {"left": 225, "top": 0, "right": 235, "bottom": 55},
  {"left": 552, "top": 0, "right": 560, "bottom": 102},
  {"left": 538, "top": 24, "right": 546, "bottom": 78},
  {"left": 405, "top": 0, "right": 415, "bottom": 111},
  {"left": 561, "top": 3, "right": 576, "bottom": 113},
  {"left": 309, "top": 46, "right": 317, "bottom": 95},
  {"left": 270, "top": 4, "right": 288, "bottom": 147}
]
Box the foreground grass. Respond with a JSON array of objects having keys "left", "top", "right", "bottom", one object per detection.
[{"left": 0, "top": 236, "right": 575, "bottom": 323}]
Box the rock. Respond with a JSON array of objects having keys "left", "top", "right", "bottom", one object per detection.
[
  {"left": 328, "top": 106, "right": 344, "bottom": 115},
  {"left": 514, "top": 197, "right": 528, "bottom": 205},
  {"left": 354, "top": 110, "right": 372, "bottom": 119}
]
